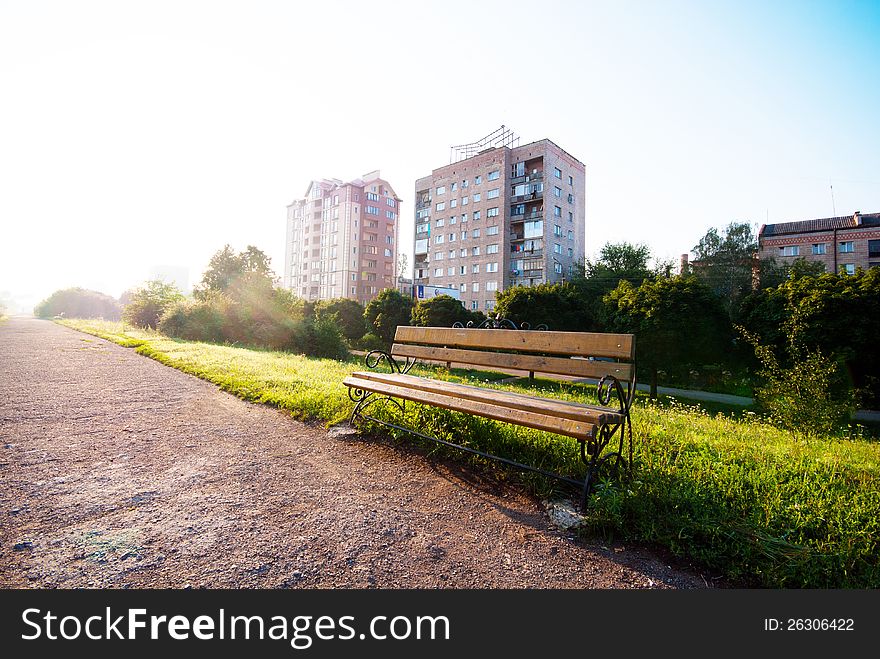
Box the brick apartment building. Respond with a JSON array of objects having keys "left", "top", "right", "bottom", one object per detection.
[
  {"left": 283, "top": 171, "right": 401, "bottom": 305},
  {"left": 413, "top": 131, "right": 585, "bottom": 312},
  {"left": 758, "top": 211, "right": 880, "bottom": 274}
]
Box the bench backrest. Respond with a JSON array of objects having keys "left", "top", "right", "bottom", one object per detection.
[{"left": 391, "top": 326, "right": 635, "bottom": 382}]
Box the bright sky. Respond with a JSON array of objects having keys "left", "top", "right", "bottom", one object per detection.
[{"left": 2, "top": 0, "right": 879, "bottom": 311}]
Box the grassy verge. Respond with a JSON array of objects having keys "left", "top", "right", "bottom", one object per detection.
[{"left": 59, "top": 319, "right": 880, "bottom": 588}]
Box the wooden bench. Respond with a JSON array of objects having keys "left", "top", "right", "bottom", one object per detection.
[{"left": 343, "top": 325, "right": 636, "bottom": 509}]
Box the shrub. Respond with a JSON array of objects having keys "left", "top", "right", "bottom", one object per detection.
[
  {"left": 740, "top": 327, "right": 856, "bottom": 440},
  {"left": 35, "top": 288, "right": 122, "bottom": 320},
  {"left": 123, "top": 280, "right": 184, "bottom": 329},
  {"left": 357, "top": 332, "right": 386, "bottom": 353},
  {"left": 288, "top": 316, "right": 349, "bottom": 361},
  {"left": 493, "top": 283, "right": 590, "bottom": 330},
  {"left": 315, "top": 298, "right": 368, "bottom": 342},
  {"left": 159, "top": 296, "right": 228, "bottom": 343},
  {"left": 363, "top": 289, "right": 413, "bottom": 346},
  {"left": 411, "top": 294, "right": 484, "bottom": 328}
]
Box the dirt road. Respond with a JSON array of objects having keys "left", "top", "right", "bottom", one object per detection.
[{"left": 0, "top": 317, "right": 706, "bottom": 589}]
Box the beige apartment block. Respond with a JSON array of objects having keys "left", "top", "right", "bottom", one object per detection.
[
  {"left": 414, "top": 138, "right": 585, "bottom": 313},
  {"left": 758, "top": 211, "right": 880, "bottom": 275},
  {"left": 284, "top": 171, "right": 401, "bottom": 305}
]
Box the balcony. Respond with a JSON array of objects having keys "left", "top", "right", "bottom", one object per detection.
[
  {"left": 510, "top": 211, "right": 543, "bottom": 223},
  {"left": 511, "top": 190, "right": 543, "bottom": 204},
  {"left": 510, "top": 171, "right": 544, "bottom": 185}
]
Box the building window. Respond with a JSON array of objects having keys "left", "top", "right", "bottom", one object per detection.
[
  {"left": 554, "top": 206, "right": 562, "bottom": 217},
  {"left": 436, "top": 218, "right": 445, "bottom": 227},
  {"left": 449, "top": 250, "right": 455, "bottom": 259},
  {"left": 471, "top": 300, "right": 478, "bottom": 310},
  {"left": 462, "top": 196, "right": 468, "bottom": 205},
  {"left": 487, "top": 225, "right": 499, "bottom": 236},
  {"left": 567, "top": 193, "right": 574, "bottom": 204},
  {"left": 554, "top": 243, "right": 562, "bottom": 254},
  {"left": 435, "top": 235, "right": 444, "bottom": 244},
  {"left": 436, "top": 202, "right": 445, "bottom": 211},
  {"left": 475, "top": 175, "right": 482, "bottom": 185},
  {"left": 450, "top": 216, "right": 457, "bottom": 225},
  {"left": 554, "top": 186, "right": 562, "bottom": 197},
  {"left": 568, "top": 175, "right": 573, "bottom": 185},
  {"left": 473, "top": 192, "right": 481, "bottom": 202},
  {"left": 568, "top": 230, "right": 574, "bottom": 241},
  {"left": 843, "top": 263, "right": 855, "bottom": 275},
  {"left": 473, "top": 211, "right": 481, "bottom": 220},
  {"left": 460, "top": 248, "right": 467, "bottom": 257},
  {"left": 434, "top": 268, "right": 443, "bottom": 277},
  {"left": 462, "top": 179, "right": 469, "bottom": 188},
  {"left": 461, "top": 231, "right": 468, "bottom": 240},
  {"left": 386, "top": 198, "right": 396, "bottom": 207},
  {"left": 555, "top": 263, "right": 563, "bottom": 274},
  {"left": 486, "top": 281, "right": 498, "bottom": 291},
  {"left": 486, "top": 300, "right": 495, "bottom": 310},
  {"left": 447, "top": 267, "right": 454, "bottom": 276},
  {"left": 487, "top": 207, "right": 499, "bottom": 217},
  {"left": 451, "top": 182, "right": 457, "bottom": 192},
  {"left": 811, "top": 243, "right": 827, "bottom": 255},
  {"left": 449, "top": 233, "right": 456, "bottom": 242},
  {"left": 366, "top": 206, "right": 379, "bottom": 215},
  {"left": 554, "top": 224, "right": 563, "bottom": 237},
  {"left": 487, "top": 244, "right": 499, "bottom": 254},
  {"left": 780, "top": 245, "right": 800, "bottom": 257},
  {"left": 487, "top": 170, "right": 500, "bottom": 181},
  {"left": 472, "top": 246, "right": 480, "bottom": 256},
  {"left": 487, "top": 262, "right": 498, "bottom": 272},
  {"left": 434, "top": 251, "right": 444, "bottom": 260},
  {"left": 436, "top": 186, "right": 446, "bottom": 195},
  {"left": 450, "top": 198, "right": 457, "bottom": 208},
  {"left": 472, "top": 282, "right": 479, "bottom": 292},
  {"left": 487, "top": 188, "right": 500, "bottom": 199},
  {"left": 568, "top": 211, "right": 573, "bottom": 222},
  {"left": 868, "top": 240, "right": 880, "bottom": 258},
  {"left": 839, "top": 241, "right": 854, "bottom": 253},
  {"left": 459, "top": 283, "right": 466, "bottom": 293},
  {"left": 472, "top": 264, "right": 480, "bottom": 274},
  {"left": 366, "top": 192, "right": 379, "bottom": 201},
  {"left": 461, "top": 214, "right": 467, "bottom": 223},
  {"left": 554, "top": 167, "right": 562, "bottom": 179},
  {"left": 472, "top": 228, "right": 481, "bottom": 238}
]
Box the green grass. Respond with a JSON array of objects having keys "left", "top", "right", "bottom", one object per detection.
[{"left": 58, "top": 319, "right": 880, "bottom": 588}]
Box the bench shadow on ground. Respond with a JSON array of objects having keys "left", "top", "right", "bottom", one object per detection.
[{"left": 332, "top": 423, "right": 718, "bottom": 589}]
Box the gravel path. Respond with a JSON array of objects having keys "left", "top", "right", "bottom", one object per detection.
[{"left": 0, "top": 317, "right": 708, "bottom": 589}]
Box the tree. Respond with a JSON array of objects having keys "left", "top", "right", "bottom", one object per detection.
[
  {"left": 569, "top": 242, "right": 655, "bottom": 329},
  {"left": 606, "top": 275, "right": 732, "bottom": 398},
  {"left": 493, "top": 282, "right": 590, "bottom": 331},
  {"left": 34, "top": 288, "right": 122, "bottom": 320},
  {"left": 363, "top": 288, "right": 414, "bottom": 347},
  {"left": 196, "top": 244, "right": 276, "bottom": 298},
  {"left": 690, "top": 222, "right": 758, "bottom": 317},
  {"left": 315, "top": 298, "right": 368, "bottom": 342},
  {"left": 122, "top": 280, "right": 184, "bottom": 329},
  {"left": 411, "top": 294, "right": 484, "bottom": 328}
]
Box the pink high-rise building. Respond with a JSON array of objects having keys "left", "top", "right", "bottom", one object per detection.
[
  {"left": 284, "top": 171, "right": 402, "bottom": 305},
  {"left": 414, "top": 129, "right": 586, "bottom": 312}
]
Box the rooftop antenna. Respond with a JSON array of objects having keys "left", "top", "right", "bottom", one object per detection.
[
  {"left": 449, "top": 125, "right": 520, "bottom": 164},
  {"left": 830, "top": 180, "right": 836, "bottom": 216}
]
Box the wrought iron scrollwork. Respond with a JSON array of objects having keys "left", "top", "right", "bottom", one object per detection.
[
  {"left": 364, "top": 349, "right": 415, "bottom": 375},
  {"left": 348, "top": 350, "right": 414, "bottom": 425},
  {"left": 452, "top": 317, "right": 548, "bottom": 330}
]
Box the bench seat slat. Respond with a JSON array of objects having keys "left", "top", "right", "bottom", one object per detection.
[
  {"left": 393, "top": 326, "right": 635, "bottom": 360},
  {"left": 344, "top": 375, "right": 610, "bottom": 441},
  {"left": 390, "top": 343, "right": 632, "bottom": 381},
  {"left": 350, "top": 371, "right": 622, "bottom": 426}
]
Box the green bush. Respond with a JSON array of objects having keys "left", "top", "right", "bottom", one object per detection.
[
  {"left": 363, "top": 289, "right": 413, "bottom": 346},
  {"left": 35, "top": 288, "right": 122, "bottom": 320},
  {"left": 357, "top": 333, "right": 386, "bottom": 352},
  {"left": 288, "top": 316, "right": 349, "bottom": 360},
  {"left": 316, "top": 298, "right": 368, "bottom": 342},
  {"left": 123, "top": 280, "right": 184, "bottom": 329},
  {"left": 411, "top": 294, "right": 484, "bottom": 328}
]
